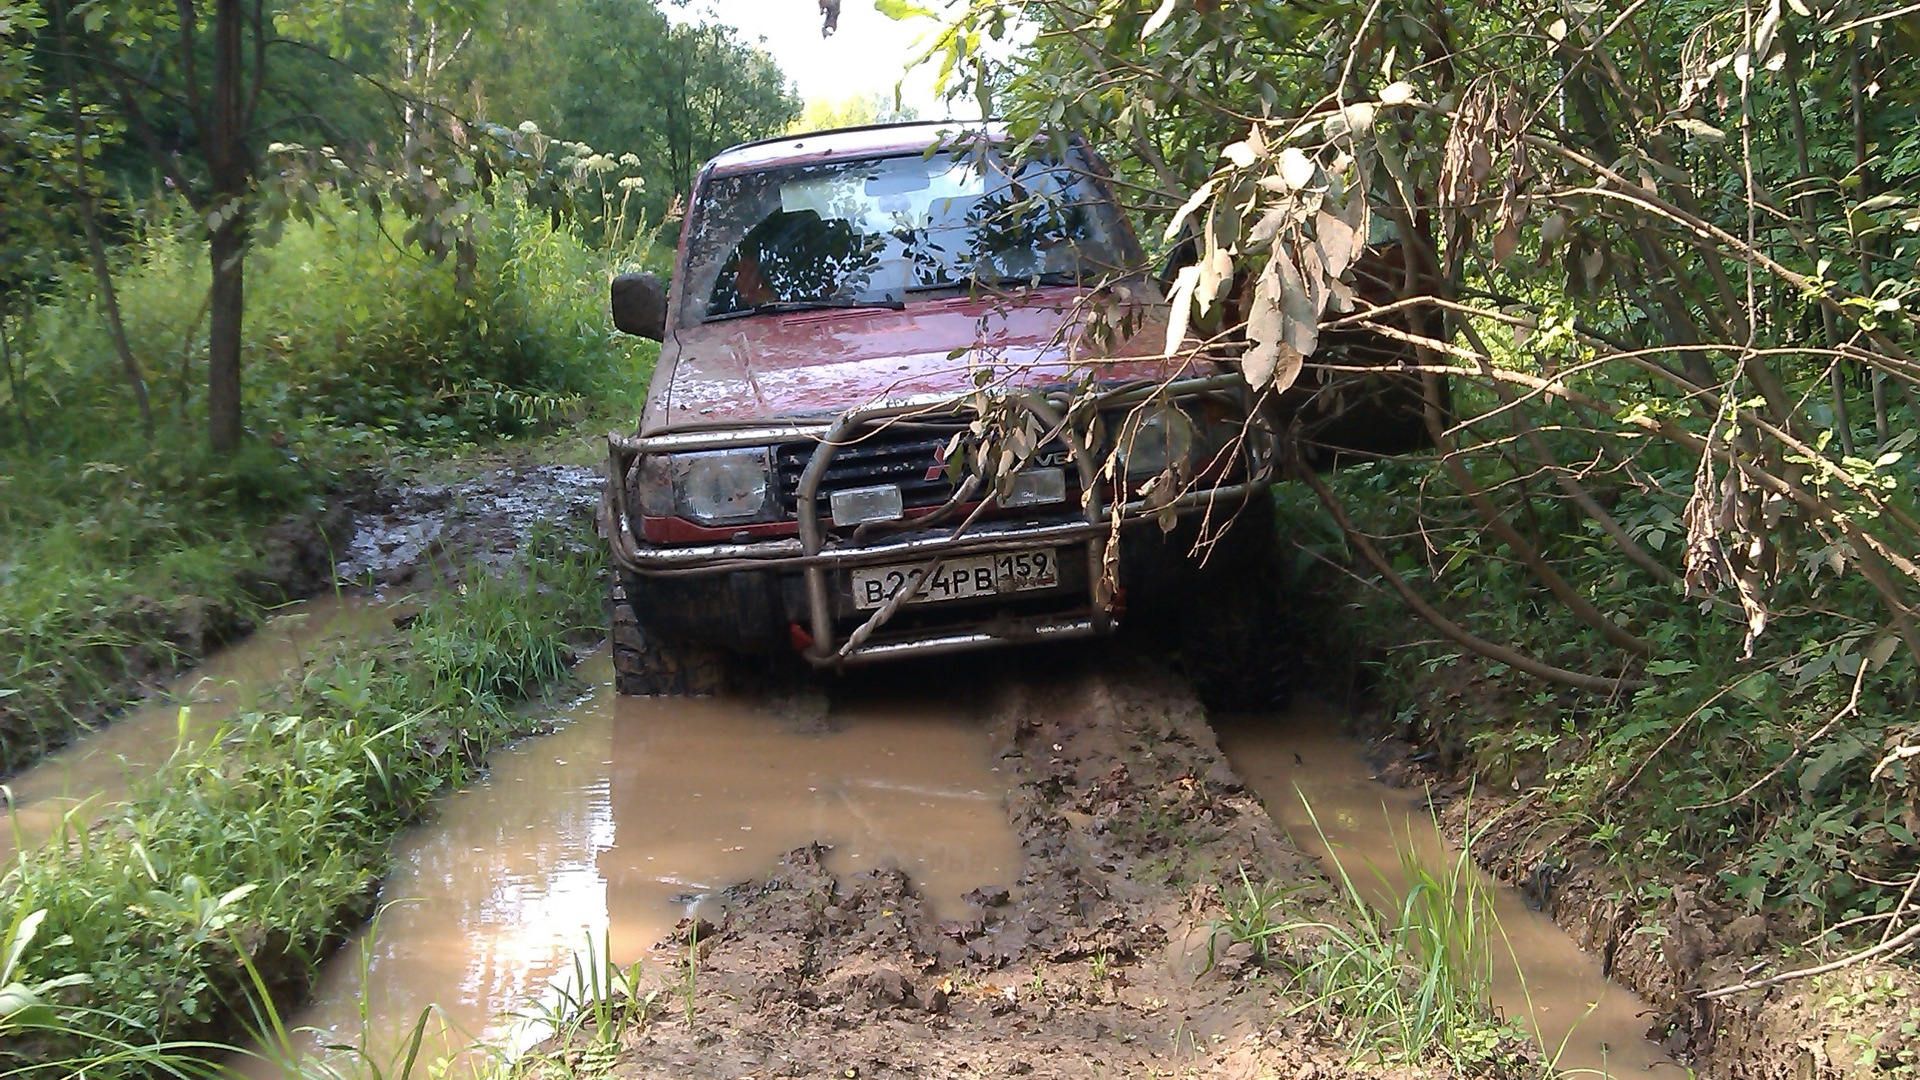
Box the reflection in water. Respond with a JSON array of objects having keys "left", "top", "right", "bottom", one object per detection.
[
  {"left": 1216, "top": 706, "right": 1683, "bottom": 1078},
  {"left": 0, "top": 595, "right": 389, "bottom": 859},
  {"left": 255, "top": 654, "right": 1018, "bottom": 1074}
]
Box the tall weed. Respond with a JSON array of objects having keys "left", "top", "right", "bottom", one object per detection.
[{"left": 1242, "top": 803, "right": 1529, "bottom": 1073}]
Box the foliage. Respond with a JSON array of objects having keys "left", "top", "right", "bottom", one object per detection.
[
  {"left": 0, "top": 188, "right": 650, "bottom": 776},
  {"left": 2, "top": 0, "right": 788, "bottom": 452},
  {"left": 0, "top": 529, "right": 602, "bottom": 1074},
  {"left": 790, "top": 92, "right": 921, "bottom": 134},
  {"left": 455, "top": 0, "right": 802, "bottom": 218},
  {"left": 906, "top": 0, "right": 1920, "bottom": 941}
]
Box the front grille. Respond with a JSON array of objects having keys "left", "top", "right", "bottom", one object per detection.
[{"left": 773, "top": 430, "right": 959, "bottom": 518}]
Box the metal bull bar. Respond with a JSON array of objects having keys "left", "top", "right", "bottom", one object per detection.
[{"left": 600, "top": 374, "right": 1273, "bottom": 668}]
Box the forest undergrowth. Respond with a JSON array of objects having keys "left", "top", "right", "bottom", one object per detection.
[{"left": 0, "top": 191, "right": 658, "bottom": 775}]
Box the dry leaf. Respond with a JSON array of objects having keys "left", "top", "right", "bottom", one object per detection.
[
  {"left": 1581, "top": 247, "right": 1605, "bottom": 283},
  {"left": 1492, "top": 221, "right": 1519, "bottom": 263},
  {"left": 1244, "top": 261, "right": 1304, "bottom": 392},
  {"left": 1326, "top": 276, "right": 1356, "bottom": 313},
  {"left": 1141, "top": 0, "right": 1178, "bottom": 39},
  {"left": 1164, "top": 264, "right": 1201, "bottom": 356},
  {"left": 1164, "top": 180, "right": 1216, "bottom": 242},
  {"left": 1195, "top": 246, "right": 1233, "bottom": 316},
  {"left": 1315, "top": 209, "right": 1356, "bottom": 278},
  {"left": 1277, "top": 148, "right": 1316, "bottom": 191},
  {"left": 1270, "top": 245, "right": 1319, "bottom": 356},
  {"left": 1250, "top": 206, "right": 1289, "bottom": 245}
]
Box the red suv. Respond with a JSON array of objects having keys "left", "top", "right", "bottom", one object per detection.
[{"left": 599, "top": 122, "right": 1277, "bottom": 694}]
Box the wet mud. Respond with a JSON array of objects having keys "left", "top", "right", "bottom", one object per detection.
[
  {"left": 564, "top": 659, "right": 1525, "bottom": 1080},
  {"left": 258, "top": 653, "right": 1024, "bottom": 1073},
  {"left": 334, "top": 462, "right": 601, "bottom": 588},
  {"left": 240, "top": 646, "right": 1723, "bottom": 1079}
]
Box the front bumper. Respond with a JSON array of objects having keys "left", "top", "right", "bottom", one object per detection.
[{"left": 600, "top": 377, "right": 1277, "bottom": 668}]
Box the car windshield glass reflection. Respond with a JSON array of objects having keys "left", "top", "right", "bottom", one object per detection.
[{"left": 683, "top": 148, "right": 1133, "bottom": 324}]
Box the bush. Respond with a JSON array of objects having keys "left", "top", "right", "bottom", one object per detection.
[
  {"left": 1285, "top": 430, "right": 1920, "bottom": 934},
  {"left": 0, "top": 189, "right": 657, "bottom": 774},
  {"left": 1, "top": 192, "right": 655, "bottom": 455}
]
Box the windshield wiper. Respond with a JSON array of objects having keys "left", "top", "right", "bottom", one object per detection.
[
  {"left": 903, "top": 271, "right": 1085, "bottom": 294},
  {"left": 704, "top": 297, "right": 906, "bottom": 323}
]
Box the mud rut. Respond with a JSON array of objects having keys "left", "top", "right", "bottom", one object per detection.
[
  {"left": 8, "top": 458, "right": 1677, "bottom": 1078},
  {"left": 552, "top": 660, "right": 1508, "bottom": 1080},
  {"left": 215, "top": 458, "right": 1878, "bottom": 1080},
  {"left": 305, "top": 461, "right": 1620, "bottom": 1078}
]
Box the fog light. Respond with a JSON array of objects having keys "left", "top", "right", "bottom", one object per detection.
[
  {"left": 830, "top": 484, "right": 904, "bottom": 526},
  {"left": 1000, "top": 467, "right": 1067, "bottom": 508}
]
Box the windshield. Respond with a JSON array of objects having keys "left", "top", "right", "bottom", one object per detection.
[{"left": 679, "top": 147, "right": 1136, "bottom": 324}]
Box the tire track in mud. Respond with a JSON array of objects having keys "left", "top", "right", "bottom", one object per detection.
[{"left": 582, "top": 659, "right": 1531, "bottom": 1080}]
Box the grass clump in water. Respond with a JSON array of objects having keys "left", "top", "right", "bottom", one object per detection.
[
  {"left": 0, "top": 528, "right": 601, "bottom": 1076},
  {"left": 1222, "top": 805, "right": 1535, "bottom": 1076}
]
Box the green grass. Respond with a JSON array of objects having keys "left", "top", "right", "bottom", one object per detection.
[
  {"left": 1221, "top": 804, "right": 1532, "bottom": 1074},
  {"left": 0, "top": 527, "right": 602, "bottom": 1076},
  {"left": 0, "top": 440, "right": 315, "bottom": 773},
  {"left": 0, "top": 188, "right": 656, "bottom": 780}
]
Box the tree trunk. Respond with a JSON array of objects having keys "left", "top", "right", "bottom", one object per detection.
[
  {"left": 204, "top": 0, "right": 252, "bottom": 455},
  {"left": 80, "top": 201, "right": 155, "bottom": 440},
  {"left": 207, "top": 218, "right": 246, "bottom": 454},
  {"left": 0, "top": 311, "right": 28, "bottom": 448},
  {"left": 48, "top": 0, "right": 151, "bottom": 439}
]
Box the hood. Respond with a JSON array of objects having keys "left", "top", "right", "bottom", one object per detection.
[{"left": 647, "top": 290, "right": 1192, "bottom": 431}]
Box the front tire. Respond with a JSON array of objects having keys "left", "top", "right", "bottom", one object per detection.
[
  {"left": 1121, "top": 497, "right": 1293, "bottom": 710},
  {"left": 610, "top": 575, "right": 730, "bottom": 696}
]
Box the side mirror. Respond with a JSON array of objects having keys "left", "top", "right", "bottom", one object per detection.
[{"left": 610, "top": 272, "right": 667, "bottom": 341}]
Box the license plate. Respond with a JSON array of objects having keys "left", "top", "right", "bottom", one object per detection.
[{"left": 851, "top": 548, "right": 1060, "bottom": 610}]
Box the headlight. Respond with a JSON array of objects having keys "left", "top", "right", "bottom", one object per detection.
[
  {"left": 1110, "top": 403, "right": 1241, "bottom": 481},
  {"left": 1114, "top": 406, "right": 1193, "bottom": 480},
  {"left": 633, "top": 448, "right": 777, "bottom": 525}
]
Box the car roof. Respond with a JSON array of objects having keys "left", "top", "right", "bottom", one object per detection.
[{"left": 705, "top": 120, "right": 1012, "bottom": 177}]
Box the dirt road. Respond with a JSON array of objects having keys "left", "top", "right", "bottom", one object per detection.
[
  {"left": 559, "top": 658, "right": 1534, "bottom": 1080},
  {"left": 314, "top": 451, "right": 1914, "bottom": 1080}
]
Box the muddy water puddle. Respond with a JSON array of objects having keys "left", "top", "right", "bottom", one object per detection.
[
  {"left": 1217, "top": 706, "right": 1682, "bottom": 1078},
  {"left": 0, "top": 594, "right": 389, "bottom": 858},
  {"left": 249, "top": 653, "right": 1019, "bottom": 1074}
]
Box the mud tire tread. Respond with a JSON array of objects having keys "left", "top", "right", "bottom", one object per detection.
[{"left": 609, "top": 575, "right": 730, "bottom": 696}]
